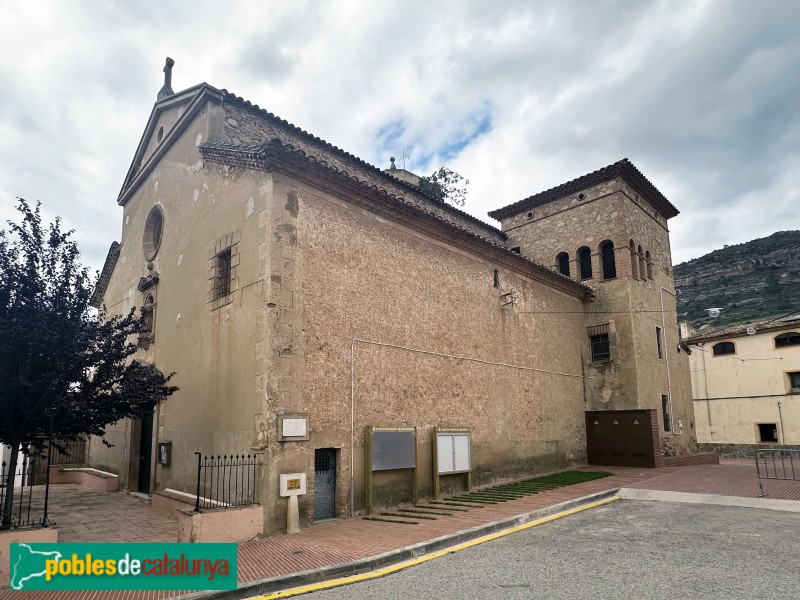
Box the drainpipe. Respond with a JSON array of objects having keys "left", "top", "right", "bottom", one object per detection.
[
  {"left": 660, "top": 287, "right": 680, "bottom": 434},
  {"left": 778, "top": 400, "right": 786, "bottom": 446}
]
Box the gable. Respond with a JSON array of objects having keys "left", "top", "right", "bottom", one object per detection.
[{"left": 118, "top": 83, "right": 223, "bottom": 205}]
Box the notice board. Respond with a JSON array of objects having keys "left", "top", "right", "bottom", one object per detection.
[
  {"left": 436, "top": 432, "right": 471, "bottom": 474},
  {"left": 371, "top": 429, "right": 416, "bottom": 471}
]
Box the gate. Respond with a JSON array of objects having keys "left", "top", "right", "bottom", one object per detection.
[
  {"left": 586, "top": 410, "right": 656, "bottom": 468},
  {"left": 313, "top": 448, "right": 336, "bottom": 520},
  {"left": 755, "top": 448, "right": 800, "bottom": 497}
]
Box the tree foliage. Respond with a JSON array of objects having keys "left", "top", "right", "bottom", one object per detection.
[
  {"left": 418, "top": 167, "right": 469, "bottom": 207},
  {"left": 0, "top": 199, "right": 178, "bottom": 527}
]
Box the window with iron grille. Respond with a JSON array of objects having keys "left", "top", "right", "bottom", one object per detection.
[
  {"left": 215, "top": 248, "right": 232, "bottom": 300},
  {"left": 775, "top": 332, "right": 800, "bottom": 348},
  {"left": 661, "top": 394, "right": 670, "bottom": 432},
  {"left": 588, "top": 324, "right": 611, "bottom": 362},
  {"left": 789, "top": 372, "right": 800, "bottom": 393}
]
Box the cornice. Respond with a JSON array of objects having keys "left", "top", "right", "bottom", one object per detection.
[{"left": 201, "top": 141, "right": 594, "bottom": 301}]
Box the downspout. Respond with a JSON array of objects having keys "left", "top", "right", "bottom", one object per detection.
[
  {"left": 700, "top": 342, "right": 713, "bottom": 437},
  {"left": 778, "top": 400, "right": 786, "bottom": 446}
]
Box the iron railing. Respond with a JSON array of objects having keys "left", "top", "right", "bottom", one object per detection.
[
  {"left": 755, "top": 448, "right": 800, "bottom": 497},
  {"left": 0, "top": 448, "right": 52, "bottom": 529},
  {"left": 49, "top": 438, "right": 87, "bottom": 466},
  {"left": 194, "top": 453, "right": 261, "bottom": 512}
]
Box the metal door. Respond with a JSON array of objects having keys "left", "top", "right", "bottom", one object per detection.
[
  {"left": 314, "top": 448, "right": 337, "bottom": 520},
  {"left": 137, "top": 410, "right": 154, "bottom": 494},
  {"left": 586, "top": 410, "right": 655, "bottom": 468}
]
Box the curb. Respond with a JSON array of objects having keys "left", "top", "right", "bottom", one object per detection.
[
  {"left": 618, "top": 488, "right": 800, "bottom": 512},
  {"left": 174, "top": 488, "right": 620, "bottom": 600}
]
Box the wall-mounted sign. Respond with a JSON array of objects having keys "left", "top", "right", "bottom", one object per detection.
[
  {"left": 280, "top": 472, "right": 307, "bottom": 497},
  {"left": 371, "top": 429, "right": 416, "bottom": 471},
  {"left": 433, "top": 428, "right": 472, "bottom": 499},
  {"left": 436, "top": 432, "right": 471, "bottom": 474},
  {"left": 277, "top": 414, "right": 309, "bottom": 441},
  {"left": 157, "top": 441, "right": 172, "bottom": 466}
]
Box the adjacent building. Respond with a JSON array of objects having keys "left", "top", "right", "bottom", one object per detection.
[
  {"left": 89, "top": 63, "right": 695, "bottom": 534},
  {"left": 685, "top": 315, "right": 800, "bottom": 454}
]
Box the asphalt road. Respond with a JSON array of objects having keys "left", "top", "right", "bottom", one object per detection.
[{"left": 299, "top": 500, "right": 800, "bottom": 600}]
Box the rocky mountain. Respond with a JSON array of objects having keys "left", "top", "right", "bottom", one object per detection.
[{"left": 674, "top": 231, "right": 800, "bottom": 331}]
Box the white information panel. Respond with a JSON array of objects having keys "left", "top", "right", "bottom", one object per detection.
[
  {"left": 280, "top": 472, "right": 307, "bottom": 497},
  {"left": 282, "top": 418, "right": 307, "bottom": 438},
  {"left": 437, "top": 432, "right": 471, "bottom": 474}
]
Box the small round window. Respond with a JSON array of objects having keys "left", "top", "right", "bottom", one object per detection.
[
  {"left": 157, "top": 126, "right": 164, "bottom": 143},
  {"left": 142, "top": 206, "right": 164, "bottom": 261}
]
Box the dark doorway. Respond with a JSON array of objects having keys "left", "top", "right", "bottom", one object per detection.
[
  {"left": 585, "top": 410, "right": 656, "bottom": 468},
  {"left": 130, "top": 410, "right": 154, "bottom": 494},
  {"left": 314, "top": 448, "right": 337, "bottom": 520}
]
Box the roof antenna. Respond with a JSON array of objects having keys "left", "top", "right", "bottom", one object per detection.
[{"left": 157, "top": 57, "right": 175, "bottom": 100}]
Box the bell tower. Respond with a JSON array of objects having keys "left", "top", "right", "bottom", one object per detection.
[{"left": 488, "top": 159, "right": 695, "bottom": 453}]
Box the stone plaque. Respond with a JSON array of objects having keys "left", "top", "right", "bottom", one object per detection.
[
  {"left": 283, "top": 418, "right": 307, "bottom": 437},
  {"left": 277, "top": 414, "right": 310, "bottom": 441}
]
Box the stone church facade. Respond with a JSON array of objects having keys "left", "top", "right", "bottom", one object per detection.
[{"left": 90, "top": 68, "right": 695, "bottom": 534}]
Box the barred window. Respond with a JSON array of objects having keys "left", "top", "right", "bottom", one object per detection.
[
  {"left": 588, "top": 324, "right": 611, "bottom": 362},
  {"left": 215, "top": 248, "right": 232, "bottom": 300}
]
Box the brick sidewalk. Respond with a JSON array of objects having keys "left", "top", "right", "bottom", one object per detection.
[{"left": 3, "top": 460, "right": 798, "bottom": 600}]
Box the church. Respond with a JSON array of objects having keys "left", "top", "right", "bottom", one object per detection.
[{"left": 90, "top": 60, "right": 696, "bottom": 534}]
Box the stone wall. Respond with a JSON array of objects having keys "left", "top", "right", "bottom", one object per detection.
[{"left": 262, "top": 174, "right": 591, "bottom": 531}]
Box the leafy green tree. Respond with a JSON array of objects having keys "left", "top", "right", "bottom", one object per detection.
[
  {"left": 419, "top": 167, "right": 469, "bottom": 207},
  {"left": 0, "top": 199, "right": 178, "bottom": 528}
]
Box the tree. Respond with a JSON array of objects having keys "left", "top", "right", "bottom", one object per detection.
[
  {"left": 0, "top": 199, "right": 178, "bottom": 528},
  {"left": 418, "top": 167, "right": 469, "bottom": 207}
]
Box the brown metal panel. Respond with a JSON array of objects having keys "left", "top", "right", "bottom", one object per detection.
[{"left": 586, "top": 410, "right": 655, "bottom": 468}]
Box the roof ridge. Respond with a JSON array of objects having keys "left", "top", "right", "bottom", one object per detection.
[
  {"left": 216, "top": 89, "right": 504, "bottom": 237},
  {"left": 487, "top": 158, "right": 678, "bottom": 221}
]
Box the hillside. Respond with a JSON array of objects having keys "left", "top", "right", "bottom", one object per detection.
[{"left": 674, "top": 231, "right": 800, "bottom": 330}]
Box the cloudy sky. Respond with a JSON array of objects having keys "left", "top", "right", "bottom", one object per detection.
[{"left": 1, "top": 0, "right": 798, "bottom": 273}]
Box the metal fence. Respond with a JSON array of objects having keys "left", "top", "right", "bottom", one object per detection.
[
  {"left": 755, "top": 448, "right": 800, "bottom": 497},
  {"left": 0, "top": 449, "right": 52, "bottom": 529},
  {"left": 194, "top": 453, "right": 261, "bottom": 512},
  {"left": 49, "top": 438, "right": 87, "bottom": 466}
]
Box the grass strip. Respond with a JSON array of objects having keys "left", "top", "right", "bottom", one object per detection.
[
  {"left": 422, "top": 503, "right": 471, "bottom": 511},
  {"left": 364, "top": 517, "right": 418, "bottom": 525},
  {"left": 446, "top": 497, "right": 498, "bottom": 505},
  {"left": 428, "top": 500, "right": 480, "bottom": 512},
  {"left": 382, "top": 512, "right": 437, "bottom": 520},
  {"left": 398, "top": 508, "right": 453, "bottom": 516}
]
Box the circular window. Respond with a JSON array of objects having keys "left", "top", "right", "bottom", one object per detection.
[
  {"left": 578, "top": 193, "right": 586, "bottom": 200},
  {"left": 157, "top": 126, "right": 164, "bottom": 143},
  {"left": 142, "top": 206, "right": 164, "bottom": 261}
]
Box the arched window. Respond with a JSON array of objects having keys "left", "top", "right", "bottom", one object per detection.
[
  {"left": 775, "top": 332, "right": 800, "bottom": 347},
  {"left": 645, "top": 251, "right": 653, "bottom": 279},
  {"left": 629, "top": 240, "right": 639, "bottom": 279},
  {"left": 556, "top": 252, "right": 570, "bottom": 277},
  {"left": 599, "top": 240, "right": 616, "bottom": 280},
  {"left": 637, "top": 245, "right": 646, "bottom": 281},
  {"left": 578, "top": 246, "right": 592, "bottom": 280},
  {"left": 712, "top": 342, "right": 735, "bottom": 356}
]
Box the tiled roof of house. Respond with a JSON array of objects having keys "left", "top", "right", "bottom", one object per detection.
[
  {"left": 217, "top": 89, "right": 505, "bottom": 240},
  {"left": 487, "top": 158, "right": 679, "bottom": 221},
  {"left": 686, "top": 313, "right": 800, "bottom": 343}
]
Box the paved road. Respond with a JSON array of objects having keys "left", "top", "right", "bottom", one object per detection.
[{"left": 299, "top": 500, "right": 800, "bottom": 600}]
